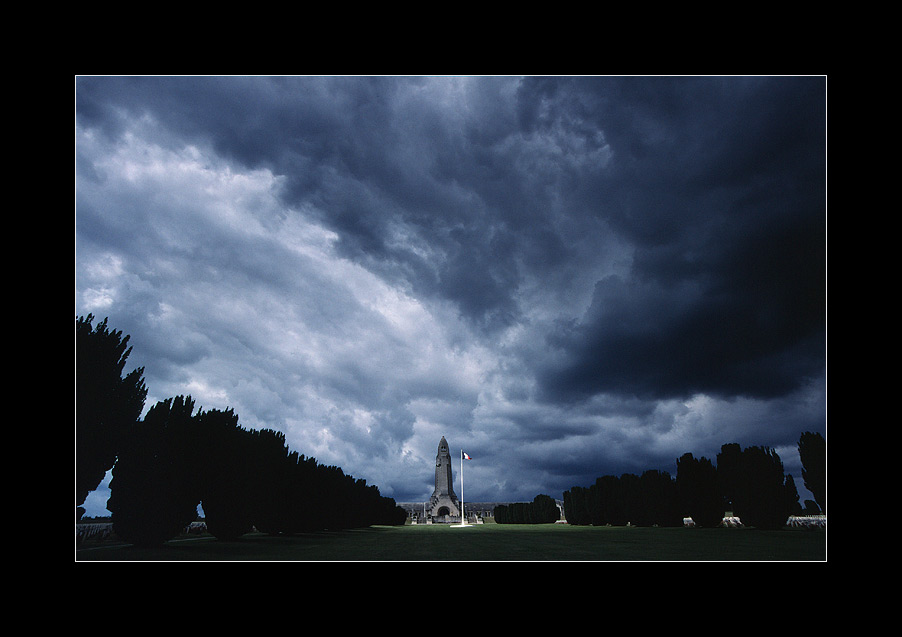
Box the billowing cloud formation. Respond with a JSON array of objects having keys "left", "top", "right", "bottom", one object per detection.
[{"left": 76, "top": 76, "right": 826, "bottom": 510}]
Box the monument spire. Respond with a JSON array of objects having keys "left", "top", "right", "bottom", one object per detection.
[{"left": 428, "top": 436, "right": 460, "bottom": 521}]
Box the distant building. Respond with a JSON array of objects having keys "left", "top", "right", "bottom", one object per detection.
[{"left": 397, "top": 436, "right": 557, "bottom": 524}]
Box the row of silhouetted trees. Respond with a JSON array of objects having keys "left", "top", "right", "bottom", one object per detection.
[
  {"left": 77, "top": 315, "right": 407, "bottom": 546},
  {"left": 562, "top": 434, "right": 826, "bottom": 530},
  {"left": 494, "top": 494, "right": 561, "bottom": 524}
]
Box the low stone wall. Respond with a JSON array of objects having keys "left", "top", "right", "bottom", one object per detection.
[
  {"left": 76, "top": 520, "right": 208, "bottom": 544},
  {"left": 786, "top": 515, "right": 826, "bottom": 529},
  {"left": 76, "top": 522, "right": 114, "bottom": 543},
  {"left": 682, "top": 515, "right": 826, "bottom": 529},
  {"left": 682, "top": 517, "right": 737, "bottom": 527}
]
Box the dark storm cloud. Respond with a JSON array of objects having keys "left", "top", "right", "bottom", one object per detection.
[
  {"left": 531, "top": 76, "right": 826, "bottom": 403},
  {"left": 75, "top": 76, "right": 826, "bottom": 507}
]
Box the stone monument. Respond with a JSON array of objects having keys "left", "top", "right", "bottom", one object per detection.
[{"left": 428, "top": 436, "right": 460, "bottom": 521}]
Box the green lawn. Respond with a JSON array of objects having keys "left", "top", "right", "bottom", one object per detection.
[{"left": 76, "top": 523, "right": 826, "bottom": 561}]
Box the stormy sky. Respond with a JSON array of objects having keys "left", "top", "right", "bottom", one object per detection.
[{"left": 75, "top": 76, "right": 826, "bottom": 515}]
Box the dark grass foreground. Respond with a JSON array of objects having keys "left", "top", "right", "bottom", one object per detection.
[{"left": 76, "top": 523, "right": 826, "bottom": 561}]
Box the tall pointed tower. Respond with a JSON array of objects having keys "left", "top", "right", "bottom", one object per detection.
[{"left": 428, "top": 436, "right": 460, "bottom": 520}]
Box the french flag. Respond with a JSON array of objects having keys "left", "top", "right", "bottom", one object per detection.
[{"left": 463, "top": 452, "right": 472, "bottom": 460}]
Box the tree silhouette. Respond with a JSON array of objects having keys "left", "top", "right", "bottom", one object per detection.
[
  {"left": 562, "top": 435, "right": 815, "bottom": 530},
  {"left": 75, "top": 315, "right": 407, "bottom": 540},
  {"left": 76, "top": 314, "right": 147, "bottom": 516},
  {"left": 194, "top": 407, "right": 256, "bottom": 540},
  {"left": 720, "top": 445, "right": 792, "bottom": 530},
  {"left": 798, "top": 431, "right": 826, "bottom": 513},
  {"left": 530, "top": 494, "right": 561, "bottom": 523},
  {"left": 494, "top": 494, "right": 560, "bottom": 524},
  {"left": 245, "top": 428, "right": 291, "bottom": 534},
  {"left": 107, "top": 396, "right": 201, "bottom": 547},
  {"left": 615, "top": 473, "right": 640, "bottom": 526},
  {"left": 784, "top": 473, "right": 803, "bottom": 516},
  {"left": 802, "top": 499, "right": 820, "bottom": 515},
  {"left": 715, "top": 442, "right": 743, "bottom": 515},
  {"left": 562, "top": 486, "right": 589, "bottom": 525},
  {"left": 676, "top": 453, "right": 722, "bottom": 527},
  {"left": 638, "top": 469, "right": 681, "bottom": 527},
  {"left": 594, "top": 475, "right": 618, "bottom": 525}
]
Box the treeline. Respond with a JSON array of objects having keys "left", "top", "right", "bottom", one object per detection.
[
  {"left": 565, "top": 469, "right": 685, "bottom": 527},
  {"left": 494, "top": 494, "right": 560, "bottom": 524},
  {"left": 564, "top": 436, "right": 826, "bottom": 531},
  {"left": 76, "top": 315, "right": 407, "bottom": 546}
]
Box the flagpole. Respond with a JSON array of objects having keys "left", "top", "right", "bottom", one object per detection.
[
  {"left": 460, "top": 449, "right": 465, "bottom": 525},
  {"left": 453, "top": 450, "right": 473, "bottom": 528}
]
